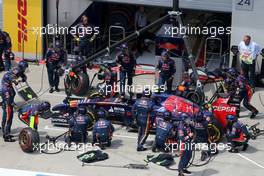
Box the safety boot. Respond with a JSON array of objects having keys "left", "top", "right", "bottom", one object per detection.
[
  {"left": 250, "top": 111, "right": 259, "bottom": 119},
  {"left": 242, "top": 144, "right": 249, "bottom": 151}
]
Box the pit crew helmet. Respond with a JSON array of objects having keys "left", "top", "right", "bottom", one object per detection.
[{"left": 78, "top": 107, "right": 87, "bottom": 115}]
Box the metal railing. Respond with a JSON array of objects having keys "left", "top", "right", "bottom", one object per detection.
[
  {"left": 108, "top": 25, "right": 125, "bottom": 48},
  {"left": 22, "top": 28, "right": 39, "bottom": 63}
]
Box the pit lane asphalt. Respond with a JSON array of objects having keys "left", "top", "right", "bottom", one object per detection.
[{"left": 0, "top": 64, "right": 264, "bottom": 176}]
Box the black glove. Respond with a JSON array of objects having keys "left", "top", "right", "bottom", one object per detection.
[
  {"left": 13, "top": 81, "right": 19, "bottom": 86},
  {"left": 131, "top": 69, "right": 136, "bottom": 76},
  {"left": 22, "top": 76, "right": 27, "bottom": 82}
]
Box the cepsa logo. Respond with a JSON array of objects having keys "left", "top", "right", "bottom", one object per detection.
[
  {"left": 17, "top": 0, "right": 27, "bottom": 51},
  {"left": 213, "top": 106, "right": 236, "bottom": 112}
]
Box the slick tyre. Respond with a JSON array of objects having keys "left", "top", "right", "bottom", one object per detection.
[
  {"left": 87, "top": 109, "right": 97, "bottom": 130},
  {"left": 87, "top": 89, "right": 105, "bottom": 99},
  {"left": 19, "top": 127, "right": 40, "bottom": 153},
  {"left": 64, "top": 76, "right": 72, "bottom": 96},
  {"left": 207, "top": 119, "right": 224, "bottom": 143},
  {"left": 186, "top": 90, "right": 204, "bottom": 105},
  {"left": 71, "top": 73, "right": 90, "bottom": 96}
]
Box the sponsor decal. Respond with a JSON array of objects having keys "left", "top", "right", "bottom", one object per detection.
[
  {"left": 52, "top": 118, "right": 68, "bottom": 123},
  {"left": 108, "top": 107, "right": 114, "bottom": 113},
  {"left": 213, "top": 106, "right": 236, "bottom": 112},
  {"left": 17, "top": 0, "right": 28, "bottom": 51},
  {"left": 114, "top": 107, "right": 125, "bottom": 112}
]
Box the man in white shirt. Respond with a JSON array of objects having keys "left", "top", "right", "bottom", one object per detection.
[{"left": 238, "top": 35, "right": 262, "bottom": 88}]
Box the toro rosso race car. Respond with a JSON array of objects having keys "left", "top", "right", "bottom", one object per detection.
[{"left": 50, "top": 92, "right": 225, "bottom": 142}]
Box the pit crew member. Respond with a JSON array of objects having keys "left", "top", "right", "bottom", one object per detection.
[
  {"left": 133, "top": 89, "right": 155, "bottom": 151},
  {"left": 92, "top": 109, "right": 115, "bottom": 148},
  {"left": 116, "top": 43, "right": 136, "bottom": 95},
  {"left": 157, "top": 50, "right": 176, "bottom": 93},
  {"left": 226, "top": 114, "right": 251, "bottom": 153}
]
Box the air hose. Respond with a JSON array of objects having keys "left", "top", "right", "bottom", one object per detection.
[{"left": 165, "top": 149, "right": 212, "bottom": 171}]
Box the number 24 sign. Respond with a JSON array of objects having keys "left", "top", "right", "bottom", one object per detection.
[{"left": 235, "top": 0, "right": 254, "bottom": 11}]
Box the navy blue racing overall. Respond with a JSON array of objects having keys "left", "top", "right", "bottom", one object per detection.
[
  {"left": 133, "top": 96, "right": 155, "bottom": 151},
  {"left": 154, "top": 118, "right": 174, "bottom": 152},
  {"left": 92, "top": 118, "right": 115, "bottom": 146},
  {"left": 116, "top": 49, "right": 136, "bottom": 94},
  {"left": 235, "top": 75, "right": 258, "bottom": 118},
  {"left": 157, "top": 57, "right": 176, "bottom": 93},
  {"left": 1, "top": 73, "right": 15, "bottom": 139},
  {"left": 178, "top": 121, "right": 193, "bottom": 173},
  {"left": 45, "top": 47, "right": 63, "bottom": 91},
  {"left": 68, "top": 114, "right": 91, "bottom": 143},
  {"left": 227, "top": 120, "right": 250, "bottom": 151}
]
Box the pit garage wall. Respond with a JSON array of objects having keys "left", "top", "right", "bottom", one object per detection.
[
  {"left": 230, "top": 0, "right": 264, "bottom": 72},
  {"left": 93, "top": 0, "right": 232, "bottom": 12},
  {"left": 3, "top": 0, "right": 43, "bottom": 61},
  {"left": 47, "top": 0, "right": 93, "bottom": 27}
]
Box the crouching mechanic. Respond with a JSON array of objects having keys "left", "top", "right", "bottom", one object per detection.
[
  {"left": 133, "top": 89, "right": 155, "bottom": 151},
  {"left": 178, "top": 113, "right": 194, "bottom": 176},
  {"left": 18, "top": 101, "right": 51, "bottom": 130},
  {"left": 152, "top": 111, "right": 174, "bottom": 152},
  {"left": 226, "top": 114, "right": 251, "bottom": 153},
  {"left": 66, "top": 107, "right": 92, "bottom": 144},
  {"left": 1, "top": 61, "right": 28, "bottom": 142},
  {"left": 92, "top": 109, "right": 115, "bottom": 148}
]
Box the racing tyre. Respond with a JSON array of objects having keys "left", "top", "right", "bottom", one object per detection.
[
  {"left": 186, "top": 90, "right": 204, "bottom": 105},
  {"left": 64, "top": 76, "right": 72, "bottom": 96},
  {"left": 207, "top": 119, "right": 224, "bottom": 143},
  {"left": 87, "top": 90, "right": 105, "bottom": 99},
  {"left": 86, "top": 109, "right": 97, "bottom": 130},
  {"left": 70, "top": 73, "right": 90, "bottom": 96},
  {"left": 256, "top": 75, "right": 264, "bottom": 87},
  {"left": 19, "top": 127, "right": 40, "bottom": 153}
]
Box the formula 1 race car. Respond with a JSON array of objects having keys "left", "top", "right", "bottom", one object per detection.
[{"left": 50, "top": 92, "right": 225, "bottom": 142}]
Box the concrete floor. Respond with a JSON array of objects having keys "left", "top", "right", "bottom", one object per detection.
[{"left": 0, "top": 63, "right": 264, "bottom": 176}]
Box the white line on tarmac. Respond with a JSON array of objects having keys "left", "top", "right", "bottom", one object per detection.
[
  {"left": 113, "top": 134, "right": 137, "bottom": 139},
  {"left": 44, "top": 125, "right": 66, "bottom": 131},
  {"left": 43, "top": 93, "right": 67, "bottom": 97},
  {"left": 238, "top": 153, "right": 264, "bottom": 169},
  {"left": 0, "top": 168, "right": 71, "bottom": 176}
]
